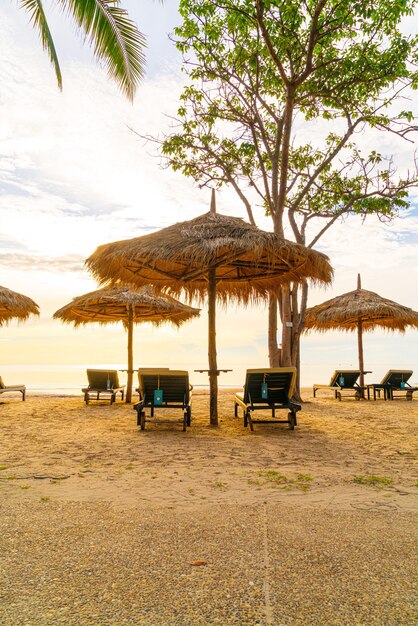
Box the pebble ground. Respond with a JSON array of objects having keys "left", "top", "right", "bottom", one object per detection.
[{"left": 0, "top": 501, "right": 416, "bottom": 625}]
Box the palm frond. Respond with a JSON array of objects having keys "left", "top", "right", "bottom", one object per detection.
[
  {"left": 58, "top": 0, "right": 146, "bottom": 100},
  {"left": 19, "top": 0, "right": 62, "bottom": 89}
]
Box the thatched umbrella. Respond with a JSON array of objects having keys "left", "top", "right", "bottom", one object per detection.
[
  {"left": 304, "top": 274, "right": 418, "bottom": 391},
  {"left": 0, "top": 285, "right": 39, "bottom": 325},
  {"left": 53, "top": 285, "right": 200, "bottom": 402},
  {"left": 86, "top": 193, "right": 333, "bottom": 424}
]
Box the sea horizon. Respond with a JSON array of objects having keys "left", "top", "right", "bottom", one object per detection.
[{"left": 1, "top": 362, "right": 417, "bottom": 396}]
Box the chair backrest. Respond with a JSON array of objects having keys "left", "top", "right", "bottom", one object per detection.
[
  {"left": 137, "top": 367, "right": 170, "bottom": 382},
  {"left": 329, "top": 370, "right": 361, "bottom": 388},
  {"left": 87, "top": 369, "right": 120, "bottom": 390},
  {"left": 139, "top": 370, "right": 190, "bottom": 404},
  {"left": 381, "top": 370, "right": 413, "bottom": 386},
  {"left": 243, "top": 368, "right": 296, "bottom": 405}
]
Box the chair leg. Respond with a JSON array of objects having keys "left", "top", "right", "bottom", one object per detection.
[
  {"left": 234, "top": 402, "right": 238, "bottom": 418},
  {"left": 243, "top": 410, "right": 248, "bottom": 428},
  {"left": 186, "top": 407, "right": 191, "bottom": 426},
  {"left": 248, "top": 413, "right": 254, "bottom": 432},
  {"left": 22, "top": 390, "right": 26, "bottom": 401},
  {"left": 288, "top": 411, "right": 296, "bottom": 430}
]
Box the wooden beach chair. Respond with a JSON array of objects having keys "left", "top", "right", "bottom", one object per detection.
[
  {"left": 0, "top": 376, "right": 26, "bottom": 401},
  {"left": 313, "top": 370, "right": 366, "bottom": 401},
  {"left": 234, "top": 368, "right": 300, "bottom": 431},
  {"left": 82, "top": 369, "right": 125, "bottom": 404},
  {"left": 134, "top": 370, "right": 192, "bottom": 431},
  {"left": 367, "top": 370, "right": 418, "bottom": 401}
]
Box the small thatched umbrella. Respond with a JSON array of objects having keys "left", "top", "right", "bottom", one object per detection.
[
  {"left": 86, "top": 193, "right": 333, "bottom": 424},
  {"left": 0, "top": 285, "right": 39, "bottom": 325},
  {"left": 304, "top": 274, "right": 418, "bottom": 391},
  {"left": 53, "top": 285, "right": 200, "bottom": 402}
]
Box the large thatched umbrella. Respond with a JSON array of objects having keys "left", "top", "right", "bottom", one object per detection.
[
  {"left": 0, "top": 285, "right": 39, "bottom": 325},
  {"left": 304, "top": 274, "right": 418, "bottom": 391},
  {"left": 86, "top": 193, "right": 333, "bottom": 424},
  {"left": 53, "top": 285, "right": 200, "bottom": 402}
]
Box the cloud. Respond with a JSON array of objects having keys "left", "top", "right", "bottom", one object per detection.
[{"left": 0, "top": 253, "right": 85, "bottom": 273}]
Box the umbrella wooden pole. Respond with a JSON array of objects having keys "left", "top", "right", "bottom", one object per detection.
[
  {"left": 357, "top": 317, "right": 365, "bottom": 395},
  {"left": 356, "top": 274, "right": 365, "bottom": 396},
  {"left": 126, "top": 307, "right": 134, "bottom": 403},
  {"left": 208, "top": 266, "right": 218, "bottom": 426}
]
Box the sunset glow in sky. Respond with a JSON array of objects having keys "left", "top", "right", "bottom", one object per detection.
[{"left": 1, "top": 1, "right": 417, "bottom": 390}]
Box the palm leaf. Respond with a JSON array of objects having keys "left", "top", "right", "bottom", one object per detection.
[
  {"left": 57, "top": 0, "right": 146, "bottom": 100},
  {"left": 19, "top": 0, "right": 63, "bottom": 89}
]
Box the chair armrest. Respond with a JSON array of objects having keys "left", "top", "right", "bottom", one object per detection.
[{"left": 234, "top": 393, "right": 246, "bottom": 411}]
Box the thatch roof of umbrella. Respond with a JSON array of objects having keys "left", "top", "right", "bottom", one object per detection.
[
  {"left": 54, "top": 285, "right": 200, "bottom": 403},
  {"left": 86, "top": 211, "right": 332, "bottom": 303},
  {"left": 53, "top": 285, "right": 200, "bottom": 328},
  {"left": 0, "top": 285, "right": 39, "bottom": 325},
  {"left": 304, "top": 287, "right": 418, "bottom": 332}
]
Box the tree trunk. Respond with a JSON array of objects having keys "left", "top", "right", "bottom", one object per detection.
[
  {"left": 208, "top": 266, "right": 218, "bottom": 426},
  {"left": 293, "top": 337, "right": 302, "bottom": 402},
  {"left": 267, "top": 283, "right": 309, "bottom": 402},
  {"left": 280, "top": 284, "right": 292, "bottom": 366},
  {"left": 294, "top": 281, "right": 309, "bottom": 400},
  {"left": 268, "top": 295, "right": 281, "bottom": 367},
  {"left": 126, "top": 307, "right": 134, "bottom": 403}
]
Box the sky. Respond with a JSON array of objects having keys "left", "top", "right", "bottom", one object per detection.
[{"left": 0, "top": 0, "right": 417, "bottom": 391}]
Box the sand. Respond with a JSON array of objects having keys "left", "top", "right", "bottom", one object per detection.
[{"left": 0, "top": 389, "right": 417, "bottom": 625}]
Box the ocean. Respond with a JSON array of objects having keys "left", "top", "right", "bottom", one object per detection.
[{"left": 2, "top": 362, "right": 416, "bottom": 396}]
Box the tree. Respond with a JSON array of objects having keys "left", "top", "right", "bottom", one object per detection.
[
  {"left": 150, "top": 0, "right": 418, "bottom": 396},
  {"left": 19, "top": 0, "right": 147, "bottom": 99}
]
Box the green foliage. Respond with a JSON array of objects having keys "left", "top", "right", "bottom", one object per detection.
[
  {"left": 20, "top": 0, "right": 62, "bottom": 89},
  {"left": 353, "top": 474, "right": 394, "bottom": 487},
  {"left": 255, "top": 469, "right": 315, "bottom": 491},
  {"left": 162, "top": 0, "right": 417, "bottom": 234},
  {"left": 19, "top": 0, "right": 146, "bottom": 99}
]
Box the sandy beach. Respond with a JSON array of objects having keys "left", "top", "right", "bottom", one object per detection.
[{"left": 0, "top": 389, "right": 417, "bottom": 625}]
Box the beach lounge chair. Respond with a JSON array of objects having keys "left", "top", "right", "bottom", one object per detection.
[
  {"left": 0, "top": 376, "right": 26, "bottom": 401},
  {"left": 134, "top": 370, "right": 192, "bottom": 431},
  {"left": 367, "top": 370, "right": 418, "bottom": 401},
  {"left": 313, "top": 370, "right": 367, "bottom": 401},
  {"left": 234, "top": 368, "right": 300, "bottom": 431},
  {"left": 82, "top": 369, "right": 125, "bottom": 404}
]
